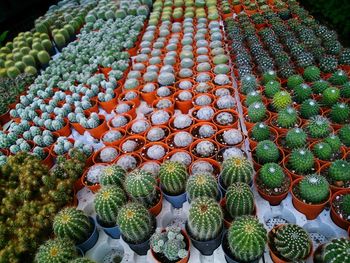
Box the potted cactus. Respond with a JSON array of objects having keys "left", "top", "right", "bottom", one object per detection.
[
  {"left": 268, "top": 224, "right": 312, "bottom": 263},
  {"left": 313, "top": 238, "right": 350, "bottom": 263},
  {"left": 330, "top": 189, "right": 350, "bottom": 230},
  {"left": 99, "top": 164, "right": 126, "bottom": 187},
  {"left": 186, "top": 173, "right": 220, "bottom": 202},
  {"left": 53, "top": 207, "right": 99, "bottom": 252},
  {"left": 283, "top": 148, "right": 317, "bottom": 180},
  {"left": 221, "top": 216, "right": 267, "bottom": 263},
  {"left": 94, "top": 185, "right": 127, "bottom": 239},
  {"left": 34, "top": 238, "right": 78, "bottom": 263},
  {"left": 291, "top": 174, "right": 330, "bottom": 220},
  {"left": 186, "top": 196, "right": 223, "bottom": 256},
  {"left": 117, "top": 202, "right": 155, "bottom": 255},
  {"left": 159, "top": 161, "right": 188, "bottom": 209},
  {"left": 321, "top": 160, "right": 350, "bottom": 193}
]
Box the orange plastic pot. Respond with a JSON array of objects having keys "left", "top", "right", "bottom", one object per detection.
[
  {"left": 101, "top": 129, "right": 126, "bottom": 147},
  {"left": 0, "top": 111, "right": 10, "bottom": 125},
  {"left": 189, "top": 158, "right": 221, "bottom": 178},
  {"left": 141, "top": 142, "right": 169, "bottom": 162},
  {"left": 168, "top": 116, "right": 194, "bottom": 133},
  {"left": 120, "top": 135, "right": 146, "bottom": 153},
  {"left": 191, "top": 106, "right": 216, "bottom": 123},
  {"left": 118, "top": 90, "right": 141, "bottom": 107},
  {"left": 330, "top": 189, "right": 350, "bottom": 230},
  {"left": 86, "top": 115, "right": 109, "bottom": 139},
  {"left": 85, "top": 99, "right": 99, "bottom": 114},
  {"left": 189, "top": 121, "right": 218, "bottom": 140},
  {"left": 71, "top": 122, "right": 85, "bottom": 135},
  {"left": 125, "top": 119, "right": 151, "bottom": 137},
  {"left": 56, "top": 119, "right": 71, "bottom": 136},
  {"left": 164, "top": 149, "right": 193, "bottom": 165},
  {"left": 128, "top": 46, "right": 138, "bottom": 56},
  {"left": 148, "top": 187, "right": 163, "bottom": 217},
  {"left": 232, "top": 4, "right": 242, "bottom": 13},
  {"left": 99, "top": 96, "right": 118, "bottom": 113},
  {"left": 100, "top": 67, "right": 112, "bottom": 78},
  {"left": 215, "top": 128, "right": 245, "bottom": 148},
  {"left": 141, "top": 90, "right": 157, "bottom": 105},
  {"left": 121, "top": 101, "right": 137, "bottom": 119},
  {"left": 174, "top": 91, "right": 194, "bottom": 114},
  {"left": 41, "top": 148, "right": 54, "bottom": 168},
  {"left": 291, "top": 178, "right": 331, "bottom": 220},
  {"left": 92, "top": 146, "right": 120, "bottom": 164}
]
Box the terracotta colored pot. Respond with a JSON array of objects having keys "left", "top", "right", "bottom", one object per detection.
[
  {"left": 125, "top": 119, "right": 151, "bottom": 137},
  {"left": 166, "top": 131, "right": 193, "bottom": 151},
  {"left": 41, "top": 148, "right": 54, "bottom": 168},
  {"left": 189, "top": 158, "right": 221, "bottom": 178},
  {"left": 92, "top": 146, "right": 120, "bottom": 164},
  {"left": 99, "top": 95, "right": 118, "bottom": 113},
  {"left": 118, "top": 90, "right": 141, "bottom": 107},
  {"left": 189, "top": 121, "right": 218, "bottom": 140},
  {"left": 247, "top": 125, "right": 279, "bottom": 149},
  {"left": 114, "top": 152, "right": 142, "bottom": 172},
  {"left": 164, "top": 149, "right": 193, "bottom": 166},
  {"left": 192, "top": 93, "right": 215, "bottom": 107},
  {"left": 148, "top": 187, "right": 163, "bottom": 217},
  {"left": 101, "top": 129, "right": 126, "bottom": 147},
  {"left": 120, "top": 135, "right": 146, "bottom": 153},
  {"left": 291, "top": 178, "right": 331, "bottom": 220},
  {"left": 232, "top": 4, "right": 242, "bottom": 13},
  {"left": 0, "top": 110, "right": 10, "bottom": 125},
  {"left": 141, "top": 142, "right": 169, "bottom": 162},
  {"left": 189, "top": 139, "right": 220, "bottom": 159},
  {"left": 128, "top": 46, "right": 138, "bottom": 56},
  {"left": 215, "top": 128, "right": 245, "bottom": 149},
  {"left": 71, "top": 122, "right": 85, "bottom": 135},
  {"left": 254, "top": 171, "right": 292, "bottom": 206},
  {"left": 141, "top": 89, "right": 157, "bottom": 105},
  {"left": 212, "top": 109, "right": 239, "bottom": 130},
  {"left": 100, "top": 67, "right": 112, "bottom": 78},
  {"left": 174, "top": 90, "right": 194, "bottom": 114},
  {"left": 107, "top": 113, "right": 132, "bottom": 130},
  {"left": 86, "top": 115, "right": 109, "bottom": 139},
  {"left": 330, "top": 189, "right": 350, "bottom": 230},
  {"left": 55, "top": 119, "right": 71, "bottom": 136}
]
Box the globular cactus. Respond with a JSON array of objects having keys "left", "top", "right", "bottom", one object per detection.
[
  {"left": 288, "top": 148, "right": 315, "bottom": 175},
  {"left": 227, "top": 216, "right": 267, "bottom": 262},
  {"left": 285, "top": 128, "right": 307, "bottom": 149},
  {"left": 287, "top": 75, "right": 303, "bottom": 90},
  {"left": 186, "top": 173, "right": 219, "bottom": 201},
  {"left": 312, "top": 80, "right": 329, "bottom": 94},
  {"left": 220, "top": 156, "right": 253, "bottom": 188},
  {"left": 158, "top": 72, "right": 175, "bottom": 86},
  {"left": 312, "top": 142, "right": 333, "bottom": 160},
  {"left": 251, "top": 122, "right": 270, "bottom": 142},
  {"left": 69, "top": 258, "right": 96, "bottom": 263},
  {"left": 226, "top": 182, "right": 254, "bottom": 218},
  {"left": 54, "top": 33, "right": 66, "bottom": 49},
  {"left": 34, "top": 238, "right": 78, "bottom": 263},
  {"left": 99, "top": 164, "right": 126, "bottom": 187},
  {"left": 245, "top": 91, "right": 263, "bottom": 106},
  {"left": 264, "top": 80, "right": 281, "bottom": 98},
  {"left": 188, "top": 196, "right": 223, "bottom": 241},
  {"left": 341, "top": 82, "right": 350, "bottom": 98},
  {"left": 53, "top": 207, "right": 93, "bottom": 244},
  {"left": 37, "top": 50, "right": 50, "bottom": 65},
  {"left": 276, "top": 107, "right": 298, "bottom": 128},
  {"left": 241, "top": 74, "right": 257, "bottom": 94},
  {"left": 298, "top": 174, "right": 330, "bottom": 204},
  {"left": 319, "top": 55, "right": 338, "bottom": 73},
  {"left": 306, "top": 115, "right": 331, "bottom": 139},
  {"left": 117, "top": 202, "right": 154, "bottom": 243},
  {"left": 259, "top": 163, "right": 285, "bottom": 189},
  {"left": 247, "top": 102, "right": 267, "bottom": 122},
  {"left": 52, "top": 119, "right": 64, "bottom": 131},
  {"left": 273, "top": 224, "right": 311, "bottom": 261},
  {"left": 340, "top": 194, "right": 350, "bottom": 216},
  {"left": 322, "top": 238, "right": 350, "bottom": 263},
  {"left": 324, "top": 134, "right": 342, "bottom": 153},
  {"left": 322, "top": 87, "right": 340, "bottom": 107},
  {"left": 328, "top": 70, "right": 348, "bottom": 86},
  {"left": 293, "top": 83, "right": 312, "bottom": 103},
  {"left": 300, "top": 99, "right": 320, "bottom": 119},
  {"left": 303, "top": 66, "right": 320, "bottom": 82},
  {"left": 94, "top": 185, "right": 127, "bottom": 225},
  {"left": 272, "top": 91, "right": 292, "bottom": 111},
  {"left": 262, "top": 70, "right": 277, "bottom": 83},
  {"left": 330, "top": 102, "right": 350, "bottom": 124},
  {"left": 6, "top": 66, "right": 20, "bottom": 79},
  {"left": 159, "top": 161, "right": 188, "bottom": 195},
  {"left": 255, "top": 140, "right": 280, "bottom": 164},
  {"left": 339, "top": 124, "right": 350, "bottom": 146},
  {"left": 328, "top": 160, "right": 350, "bottom": 182},
  {"left": 125, "top": 169, "right": 158, "bottom": 208}
]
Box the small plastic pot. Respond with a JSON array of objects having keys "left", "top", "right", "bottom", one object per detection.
[
  {"left": 247, "top": 125, "right": 279, "bottom": 149},
  {"left": 166, "top": 131, "right": 193, "bottom": 151},
  {"left": 71, "top": 122, "right": 85, "bottom": 135},
  {"left": 118, "top": 90, "right": 141, "bottom": 107},
  {"left": 101, "top": 129, "right": 126, "bottom": 147},
  {"left": 141, "top": 142, "right": 169, "bottom": 162},
  {"left": 92, "top": 146, "right": 120, "bottom": 164},
  {"left": 189, "top": 121, "right": 218, "bottom": 140},
  {"left": 41, "top": 148, "right": 54, "bottom": 168},
  {"left": 76, "top": 217, "right": 99, "bottom": 252},
  {"left": 161, "top": 186, "right": 187, "bottom": 209},
  {"left": 99, "top": 96, "right": 118, "bottom": 113},
  {"left": 212, "top": 109, "right": 239, "bottom": 130},
  {"left": 330, "top": 189, "right": 350, "bottom": 230},
  {"left": 148, "top": 187, "right": 163, "bottom": 217},
  {"left": 189, "top": 139, "right": 219, "bottom": 159},
  {"left": 96, "top": 215, "right": 121, "bottom": 239},
  {"left": 107, "top": 113, "right": 132, "bottom": 130}
]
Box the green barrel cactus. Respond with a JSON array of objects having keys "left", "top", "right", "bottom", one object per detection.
[
  {"left": 53, "top": 207, "right": 93, "bottom": 244},
  {"left": 329, "top": 70, "right": 348, "bottom": 85},
  {"left": 34, "top": 238, "right": 78, "bottom": 263},
  {"left": 251, "top": 122, "right": 271, "bottom": 142},
  {"left": 306, "top": 115, "right": 331, "bottom": 139},
  {"left": 94, "top": 185, "right": 127, "bottom": 225},
  {"left": 220, "top": 156, "right": 253, "bottom": 187},
  {"left": 298, "top": 174, "right": 330, "bottom": 204},
  {"left": 159, "top": 161, "right": 188, "bottom": 195},
  {"left": 226, "top": 182, "right": 254, "bottom": 218},
  {"left": 264, "top": 80, "right": 281, "bottom": 98},
  {"left": 259, "top": 163, "right": 285, "bottom": 189},
  {"left": 188, "top": 196, "right": 223, "bottom": 241},
  {"left": 330, "top": 102, "right": 350, "bottom": 124},
  {"left": 272, "top": 91, "right": 292, "bottom": 112},
  {"left": 322, "top": 238, "right": 350, "bottom": 263},
  {"left": 312, "top": 142, "right": 333, "bottom": 160},
  {"left": 341, "top": 82, "right": 350, "bottom": 98},
  {"left": 125, "top": 169, "right": 157, "bottom": 208},
  {"left": 241, "top": 74, "right": 257, "bottom": 95},
  {"left": 303, "top": 66, "right": 320, "bottom": 82},
  {"left": 328, "top": 160, "right": 350, "bottom": 182},
  {"left": 276, "top": 107, "right": 298, "bottom": 128},
  {"left": 247, "top": 102, "right": 267, "bottom": 123},
  {"left": 287, "top": 75, "right": 304, "bottom": 90},
  {"left": 99, "top": 164, "right": 126, "bottom": 187},
  {"left": 255, "top": 140, "right": 280, "bottom": 164},
  {"left": 37, "top": 50, "right": 50, "bottom": 65},
  {"left": 324, "top": 134, "right": 342, "bottom": 153},
  {"left": 227, "top": 216, "right": 267, "bottom": 262},
  {"left": 262, "top": 70, "right": 277, "bottom": 83},
  {"left": 300, "top": 99, "right": 320, "bottom": 119},
  {"left": 340, "top": 194, "right": 350, "bottom": 216},
  {"left": 273, "top": 224, "right": 311, "bottom": 261},
  {"left": 117, "top": 202, "right": 154, "bottom": 243},
  {"left": 312, "top": 80, "right": 330, "bottom": 94},
  {"left": 285, "top": 128, "right": 307, "bottom": 149},
  {"left": 288, "top": 148, "right": 315, "bottom": 175},
  {"left": 245, "top": 91, "right": 263, "bottom": 106},
  {"left": 322, "top": 87, "right": 340, "bottom": 107},
  {"left": 186, "top": 173, "right": 219, "bottom": 201},
  {"left": 293, "top": 83, "right": 312, "bottom": 103},
  {"left": 339, "top": 124, "right": 350, "bottom": 146}
]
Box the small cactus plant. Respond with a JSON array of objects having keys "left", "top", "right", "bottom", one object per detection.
[
  {"left": 255, "top": 140, "right": 280, "bottom": 164},
  {"left": 220, "top": 156, "right": 253, "bottom": 188},
  {"left": 186, "top": 173, "right": 219, "bottom": 201},
  {"left": 259, "top": 163, "right": 286, "bottom": 189},
  {"left": 53, "top": 207, "right": 93, "bottom": 244},
  {"left": 306, "top": 115, "right": 331, "bottom": 139},
  {"left": 272, "top": 91, "right": 292, "bottom": 111},
  {"left": 226, "top": 182, "right": 254, "bottom": 218},
  {"left": 300, "top": 99, "right": 320, "bottom": 119},
  {"left": 247, "top": 102, "right": 267, "bottom": 123},
  {"left": 188, "top": 196, "right": 223, "bottom": 241},
  {"left": 288, "top": 148, "right": 315, "bottom": 175},
  {"left": 330, "top": 102, "right": 350, "bottom": 124},
  {"left": 312, "top": 142, "right": 333, "bottom": 160},
  {"left": 117, "top": 202, "right": 154, "bottom": 243},
  {"left": 340, "top": 194, "right": 350, "bottom": 217},
  {"left": 251, "top": 122, "right": 271, "bottom": 142},
  {"left": 159, "top": 161, "right": 188, "bottom": 195},
  {"left": 297, "top": 174, "right": 330, "bottom": 204},
  {"left": 276, "top": 107, "right": 298, "bottom": 128},
  {"left": 34, "top": 238, "right": 78, "bottom": 263},
  {"left": 322, "top": 87, "right": 340, "bottom": 107},
  {"left": 339, "top": 124, "right": 350, "bottom": 147},
  {"left": 322, "top": 238, "right": 350, "bottom": 263},
  {"left": 285, "top": 128, "right": 307, "bottom": 149},
  {"left": 227, "top": 216, "right": 267, "bottom": 262},
  {"left": 99, "top": 164, "right": 126, "bottom": 187},
  {"left": 324, "top": 134, "right": 342, "bottom": 153},
  {"left": 328, "top": 160, "right": 350, "bottom": 183},
  {"left": 287, "top": 75, "right": 304, "bottom": 90}
]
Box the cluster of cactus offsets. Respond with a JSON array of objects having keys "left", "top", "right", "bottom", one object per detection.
[
  {"left": 226, "top": 182, "right": 254, "bottom": 218},
  {"left": 285, "top": 128, "right": 307, "bottom": 149},
  {"left": 276, "top": 107, "right": 298, "bottom": 128},
  {"left": 125, "top": 169, "right": 157, "bottom": 208},
  {"left": 330, "top": 102, "right": 350, "bottom": 124},
  {"left": 53, "top": 207, "right": 93, "bottom": 244},
  {"left": 340, "top": 194, "right": 350, "bottom": 216},
  {"left": 339, "top": 124, "right": 350, "bottom": 147},
  {"left": 159, "top": 161, "right": 188, "bottom": 195},
  {"left": 188, "top": 196, "right": 223, "bottom": 241},
  {"left": 298, "top": 174, "right": 330, "bottom": 204},
  {"left": 117, "top": 202, "right": 154, "bottom": 243},
  {"left": 288, "top": 148, "right": 315, "bottom": 174},
  {"left": 255, "top": 140, "right": 280, "bottom": 164},
  {"left": 186, "top": 173, "right": 219, "bottom": 201},
  {"left": 306, "top": 115, "right": 331, "bottom": 139},
  {"left": 94, "top": 185, "right": 127, "bottom": 225},
  {"left": 99, "top": 164, "right": 126, "bottom": 187},
  {"left": 273, "top": 224, "right": 311, "bottom": 261},
  {"left": 322, "top": 238, "right": 350, "bottom": 263},
  {"left": 251, "top": 122, "right": 271, "bottom": 142},
  {"left": 312, "top": 142, "right": 333, "bottom": 160},
  {"left": 227, "top": 216, "right": 267, "bottom": 262},
  {"left": 259, "top": 163, "right": 285, "bottom": 189},
  {"left": 272, "top": 91, "right": 292, "bottom": 111},
  {"left": 220, "top": 156, "right": 253, "bottom": 187},
  {"left": 34, "top": 238, "right": 78, "bottom": 263},
  {"left": 247, "top": 102, "right": 267, "bottom": 122},
  {"left": 300, "top": 99, "right": 320, "bottom": 119},
  {"left": 328, "top": 160, "right": 350, "bottom": 182}
]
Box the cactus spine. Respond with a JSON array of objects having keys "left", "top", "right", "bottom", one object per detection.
[
  {"left": 159, "top": 161, "right": 188, "bottom": 195},
  {"left": 186, "top": 173, "right": 219, "bottom": 201},
  {"left": 322, "top": 238, "right": 350, "bottom": 263},
  {"left": 100, "top": 164, "right": 126, "bottom": 187},
  {"left": 220, "top": 156, "right": 253, "bottom": 188},
  {"left": 226, "top": 182, "right": 254, "bottom": 218},
  {"left": 298, "top": 174, "right": 330, "bottom": 204}
]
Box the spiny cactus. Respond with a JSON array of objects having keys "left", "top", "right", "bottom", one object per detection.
[
  {"left": 34, "top": 238, "right": 78, "bottom": 263},
  {"left": 251, "top": 122, "right": 271, "bottom": 142},
  {"left": 324, "top": 134, "right": 342, "bottom": 153},
  {"left": 69, "top": 258, "right": 96, "bottom": 263},
  {"left": 53, "top": 207, "right": 93, "bottom": 244},
  {"left": 328, "top": 160, "right": 350, "bottom": 182},
  {"left": 262, "top": 70, "right": 277, "bottom": 83},
  {"left": 328, "top": 70, "right": 348, "bottom": 86},
  {"left": 117, "top": 202, "right": 154, "bottom": 243},
  {"left": 340, "top": 194, "right": 350, "bottom": 216},
  {"left": 226, "top": 182, "right": 254, "bottom": 218},
  {"left": 159, "top": 161, "right": 188, "bottom": 195},
  {"left": 319, "top": 55, "right": 338, "bottom": 73},
  {"left": 276, "top": 107, "right": 298, "bottom": 128},
  {"left": 312, "top": 80, "right": 330, "bottom": 94},
  {"left": 293, "top": 83, "right": 312, "bottom": 103},
  {"left": 330, "top": 102, "right": 350, "bottom": 124},
  {"left": 99, "top": 164, "right": 126, "bottom": 187},
  {"left": 288, "top": 148, "right": 315, "bottom": 175},
  {"left": 287, "top": 75, "right": 303, "bottom": 90},
  {"left": 322, "top": 238, "right": 350, "bottom": 263},
  {"left": 264, "top": 80, "right": 281, "bottom": 98},
  {"left": 245, "top": 91, "right": 263, "bottom": 106},
  {"left": 259, "top": 163, "right": 285, "bottom": 189},
  {"left": 285, "top": 128, "right": 307, "bottom": 149},
  {"left": 94, "top": 185, "right": 127, "bottom": 225},
  {"left": 273, "top": 224, "right": 311, "bottom": 261},
  {"left": 247, "top": 102, "right": 267, "bottom": 123},
  {"left": 220, "top": 156, "right": 253, "bottom": 187},
  {"left": 306, "top": 115, "right": 331, "bottom": 139},
  {"left": 339, "top": 124, "right": 350, "bottom": 147},
  {"left": 300, "top": 99, "right": 320, "bottom": 119},
  {"left": 298, "top": 174, "right": 330, "bottom": 204},
  {"left": 188, "top": 196, "right": 223, "bottom": 241},
  {"left": 272, "top": 91, "right": 292, "bottom": 111},
  {"left": 227, "top": 216, "right": 267, "bottom": 262},
  {"left": 255, "top": 140, "right": 280, "bottom": 164},
  {"left": 312, "top": 142, "right": 333, "bottom": 161},
  {"left": 125, "top": 169, "right": 158, "bottom": 208},
  {"left": 341, "top": 82, "right": 350, "bottom": 98},
  {"left": 303, "top": 66, "right": 320, "bottom": 82},
  {"left": 186, "top": 173, "right": 219, "bottom": 201},
  {"left": 241, "top": 74, "right": 257, "bottom": 95},
  {"left": 322, "top": 87, "right": 340, "bottom": 107}
]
